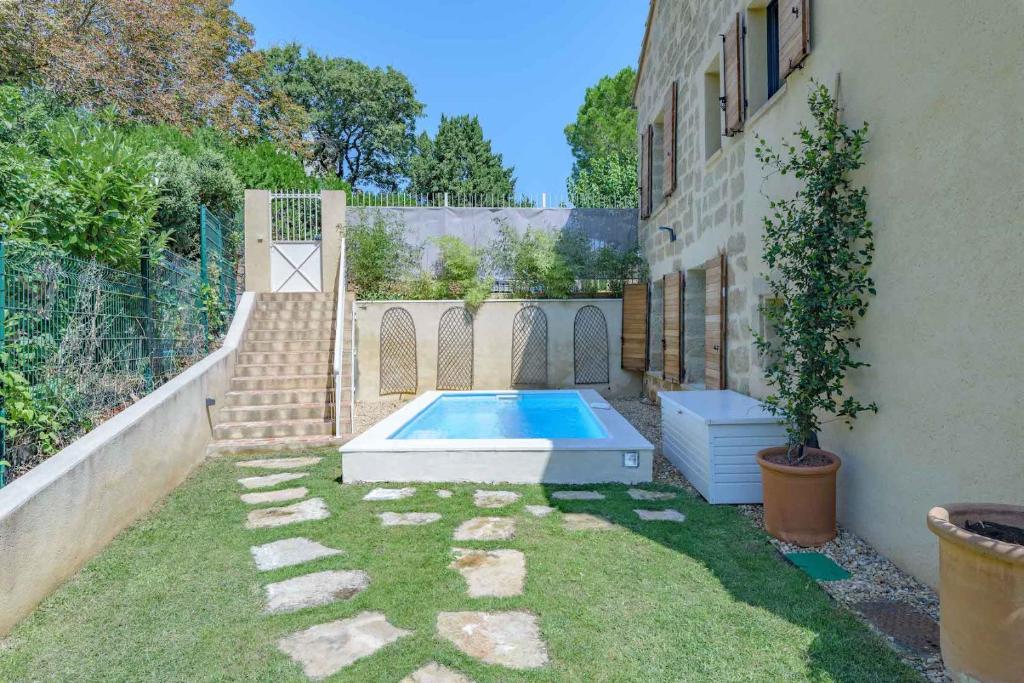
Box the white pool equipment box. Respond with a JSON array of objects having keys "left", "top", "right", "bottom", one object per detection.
[{"left": 659, "top": 390, "right": 787, "bottom": 504}]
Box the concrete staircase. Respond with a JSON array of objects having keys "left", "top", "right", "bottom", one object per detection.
[{"left": 208, "top": 291, "right": 354, "bottom": 455}]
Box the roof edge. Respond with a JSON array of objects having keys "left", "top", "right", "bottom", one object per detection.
[{"left": 633, "top": 0, "right": 657, "bottom": 104}]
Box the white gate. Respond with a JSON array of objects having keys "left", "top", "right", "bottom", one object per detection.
[{"left": 270, "top": 192, "right": 323, "bottom": 292}]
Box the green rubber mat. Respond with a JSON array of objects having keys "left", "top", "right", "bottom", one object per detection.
[{"left": 784, "top": 552, "right": 851, "bottom": 581}]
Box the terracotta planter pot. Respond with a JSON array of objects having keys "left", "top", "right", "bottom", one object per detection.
[
  {"left": 927, "top": 503, "right": 1024, "bottom": 683},
  {"left": 756, "top": 446, "right": 841, "bottom": 546}
]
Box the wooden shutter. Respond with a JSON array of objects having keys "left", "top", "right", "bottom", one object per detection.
[
  {"left": 779, "top": 0, "right": 810, "bottom": 79},
  {"left": 704, "top": 254, "right": 727, "bottom": 390},
  {"left": 621, "top": 282, "right": 649, "bottom": 372},
  {"left": 638, "top": 132, "right": 647, "bottom": 218},
  {"left": 663, "top": 81, "right": 678, "bottom": 197},
  {"left": 645, "top": 125, "right": 654, "bottom": 216},
  {"left": 723, "top": 12, "right": 744, "bottom": 136},
  {"left": 662, "top": 272, "right": 684, "bottom": 383}
]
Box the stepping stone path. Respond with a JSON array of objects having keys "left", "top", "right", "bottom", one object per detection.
[
  {"left": 436, "top": 489, "right": 453, "bottom": 498},
  {"left": 363, "top": 487, "right": 417, "bottom": 501},
  {"left": 562, "top": 513, "right": 614, "bottom": 531},
  {"left": 473, "top": 490, "right": 520, "bottom": 508},
  {"left": 436, "top": 611, "right": 549, "bottom": 669},
  {"left": 246, "top": 498, "right": 330, "bottom": 529},
  {"left": 251, "top": 538, "right": 343, "bottom": 572},
  {"left": 264, "top": 570, "right": 370, "bottom": 614},
  {"left": 378, "top": 512, "right": 442, "bottom": 526},
  {"left": 400, "top": 662, "right": 474, "bottom": 683},
  {"left": 450, "top": 549, "right": 526, "bottom": 598},
  {"left": 550, "top": 490, "right": 605, "bottom": 500},
  {"left": 236, "top": 456, "right": 322, "bottom": 470},
  {"left": 238, "top": 472, "right": 307, "bottom": 489},
  {"left": 278, "top": 611, "right": 411, "bottom": 680},
  {"left": 628, "top": 488, "right": 677, "bottom": 501},
  {"left": 453, "top": 517, "right": 517, "bottom": 541},
  {"left": 525, "top": 505, "right": 556, "bottom": 517},
  {"left": 240, "top": 487, "right": 307, "bottom": 505},
  {"left": 634, "top": 509, "right": 687, "bottom": 522}
]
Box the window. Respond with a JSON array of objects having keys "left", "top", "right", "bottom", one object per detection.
[
  {"left": 745, "top": 1, "right": 781, "bottom": 114},
  {"left": 766, "top": 0, "right": 781, "bottom": 98},
  {"left": 703, "top": 55, "right": 722, "bottom": 160}
]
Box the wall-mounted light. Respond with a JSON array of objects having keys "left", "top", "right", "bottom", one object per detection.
[{"left": 658, "top": 226, "right": 677, "bottom": 242}]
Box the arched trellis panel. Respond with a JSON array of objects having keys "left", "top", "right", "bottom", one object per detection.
[
  {"left": 574, "top": 305, "right": 610, "bottom": 385},
  {"left": 379, "top": 307, "right": 417, "bottom": 395},
  {"left": 511, "top": 305, "right": 548, "bottom": 387},
  {"left": 437, "top": 307, "right": 474, "bottom": 390}
]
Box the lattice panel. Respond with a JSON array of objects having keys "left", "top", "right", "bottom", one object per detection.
[
  {"left": 574, "top": 305, "right": 610, "bottom": 384},
  {"left": 379, "top": 308, "right": 417, "bottom": 395},
  {"left": 437, "top": 307, "right": 474, "bottom": 390},
  {"left": 511, "top": 305, "right": 547, "bottom": 386}
]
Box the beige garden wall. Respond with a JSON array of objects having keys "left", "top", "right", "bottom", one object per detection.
[
  {"left": 635, "top": 0, "right": 1023, "bottom": 585},
  {"left": 354, "top": 299, "right": 641, "bottom": 401},
  {"left": 0, "top": 294, "right": 255, "bottom": 636}
]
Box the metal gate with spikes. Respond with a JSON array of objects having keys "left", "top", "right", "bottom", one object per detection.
[
  {"left": 436, "top": 307, "right": 474, "bottom": 390},
  {"left": 574, "top": 305, "right": 610, "bottom": 384},
  {"left": 269, "top": 192, "right": 322, "bottom": 292},
  {"left": 379, "top": 308, "right": 417, "bottom": 395},
  {"left": 511, "top": 305, "right": 547, "bottom": 386}
]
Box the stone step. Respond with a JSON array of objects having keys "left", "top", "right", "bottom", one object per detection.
[
  {"left": 241, "top": 339, "right": 334, "bottom": 353},
  {"left": 256, "top": 292, "right": 334, "bottom": 303},
  {"left": 224, "top": 388, "right": 334, "bottom": 407},
  {"left": 245, "top": 329, "right": 334, "bottom": 342},
  {"left": 231, "top": 374, "right": 335, "bottom": 392},
  {"left": 247, "top": 319, "right": 335, "bottom": 332},
  {"left": 214, "top": 418, "right": 334, "bottom": 440},
  {"left": 253, "top": 308, "right": 337, "bottom": 322},
  {"left": 218, "top": 402, "right": 338, "bottom": 422},
  {"left": 255, "top": 300, "right": 337, "bottom": 313},
  {"left": 238, "top": 350, "right": 334, "bottom": 365},
  {"left": 234, "top": 362, "right": 334, "bottom": 378},
  {"left": 207, "top": 434, "right": 347, "bottom": 456}
]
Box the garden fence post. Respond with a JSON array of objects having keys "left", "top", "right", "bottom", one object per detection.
[
  {"left": 199, "top": 205, "right": 210, "bottom": 350},
  {"left": 140, "top": 242, "right": 156, "bottom": 389},
  {"left": 0, "top": 237, "right": 6, "bottom": 486}
]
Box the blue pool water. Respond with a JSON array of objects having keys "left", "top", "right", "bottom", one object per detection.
[{"left": 390, "top": 392, "right": 610, "bottom": 440}]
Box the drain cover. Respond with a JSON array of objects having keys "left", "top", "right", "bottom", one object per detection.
[
  {"left": 784, "top": 552, "right": 851, "bottom": 581},
  {"left": 854, "top": 601, "right": 940, "bottom": 657}
]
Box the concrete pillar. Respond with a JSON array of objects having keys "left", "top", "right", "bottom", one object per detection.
[
  {"left": 243, "top": 189, "right": 271, "bottom": 292},
  {"left": 321, "top": 190, "right": 347, "bottom": 293}
]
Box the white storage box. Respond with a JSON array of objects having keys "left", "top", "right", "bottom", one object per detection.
[{"left": 659, "top": 390, "right": 787, "bottom": 504}]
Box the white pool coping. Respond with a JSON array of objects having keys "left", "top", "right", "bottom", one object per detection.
[{"left": 340, "top": 390, "right": 655, "bottom": 484}]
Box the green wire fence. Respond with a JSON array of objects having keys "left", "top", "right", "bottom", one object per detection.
[{"left": 0, "top": 206, "right": 242, "bottom": 488}]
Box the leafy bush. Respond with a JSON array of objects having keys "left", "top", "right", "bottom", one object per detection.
[
  {"left": 490, "top": 224, "right": 575, "bottom": 298},
  {"left": 345, "top": 209, "right": 420, "bottom": 299},
  {"left": 431, "top": 236, "right": 492, "bottom": 309},
  {"left": 754, "top": 83, "right": 877, "bottom": 460}
]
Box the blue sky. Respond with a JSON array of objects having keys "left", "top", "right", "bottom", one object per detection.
[{"left": 234, "top": 0, "right": 648, "bottom": 199}]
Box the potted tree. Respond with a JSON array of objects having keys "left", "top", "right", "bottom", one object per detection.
[
  {"left": 927, "top": 506, "right": 1024, "bottom": 680},
  {"left": 753, "top": 83, "right": 877, "bottom": 546}
]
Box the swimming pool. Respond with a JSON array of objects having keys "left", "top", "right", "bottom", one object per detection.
[
  {"left": 390, "top": 392, "right": 609, "bottom": 440},
  {"left": 342, "top": 390, "right": 654, "bottom": 484}
]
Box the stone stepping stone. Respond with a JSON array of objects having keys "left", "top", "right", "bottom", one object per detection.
[
  {"left": 628, "top": 488, "right": 677, "bottom": 501},
  {"left": 562, "top": 513, "right": 614, "bottom": 531},
  {"left": 264, "top": 569, "right": 370, "bottom": 614},
  {"left": 473, "top": 490, "right": 520, "bottom": 508},
  {"left": 453, "top": 517, "right": 516, "bottom": 541},
  {"left": 246, "top": 498, "right": 329, "bottom": 529},
  {"left": 550, "top": 490, "right": 605, "bottom": 500},
  {"left": 400, "top": 662, "right": 474, "bottom": 683},
  {"left": 634, "top": 509, "right": 687, "bottom": 523},
  {"left": 278, "top": 611, "right": 411, "bottom": 680},
  {"left": 241, "top": 487, "right": 307, "bottom": 505},
  {"left": 436, "top": 611, "right": 548, "bottom": 669},
  {"left": 450, "top": 549, "right": 526, "bottom": 598},
  {"left": 524, "top": 505, "right": 556, "bottom": 517},
  {"left": 251, "top": 538, "right": 343, "bottom": 572},
  {"left": 238, "top": 472, "right": 307, "bottom": 489},
  {"left": 436, "top": 489, "right": 454, "bottom": 499},
  {"left": 236, "top": 456, "right": 322, "bottom": 470},
  {"left": 363, "top": 487, "right": 416, "bottom": 501},
  {"left": 378, "top": 512, "right": 442, "bottom": 526}
]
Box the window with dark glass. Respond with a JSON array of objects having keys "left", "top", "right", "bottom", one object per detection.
[{"left": 766, "top": 0, "right": 781, "bottom": 98}]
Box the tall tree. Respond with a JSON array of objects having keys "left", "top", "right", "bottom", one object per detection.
[
  {"left": 408, "top": 114, "right": 515, "bottom": 199},
  {"left": 564, "top": 67, "right": 638, "bottom": 206},
  {"left": 261, "top": 44, "right": 423, "bottom": 190}
]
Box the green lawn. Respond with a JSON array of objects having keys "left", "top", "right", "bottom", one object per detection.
[{"left": 0, "top": 450, "right": 921, "bottom": 682}]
